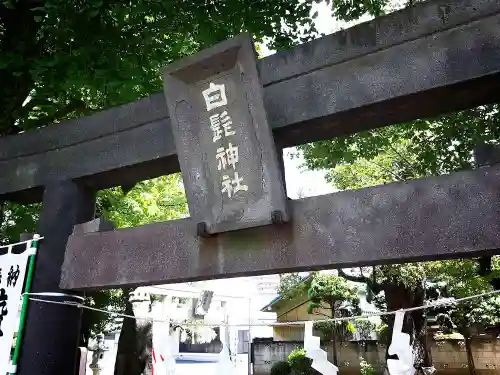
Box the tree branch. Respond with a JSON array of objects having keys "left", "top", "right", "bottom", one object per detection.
[
  {"left": 478, "top": 256, "right": 492, "bottom": 276},
  {"left": 387, "top": 143, "right": 420, "bottom": 175},
  {"left": 338, "top": 268, "right": 370, "bottom": 283},
  {"left": 365, "top": 159, "right": 404, "bottom": 181},
  {"left": 21, "top": 98, "right": 89, "bottom": 130},
  {"left": 338, "top": 268, "right": 382, "bottom": 294}
]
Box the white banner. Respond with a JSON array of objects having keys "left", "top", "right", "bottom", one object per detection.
[{"left": 0, "top": 241, "right": 33, "bottom": 375}]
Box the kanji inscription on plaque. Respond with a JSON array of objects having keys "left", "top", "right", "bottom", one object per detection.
[{"left": 163, "top": 33, "right": 288, "bottom": 234}]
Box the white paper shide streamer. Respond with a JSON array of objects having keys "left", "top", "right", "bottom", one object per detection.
[
  {"left": 387, "top": 311, "right": 415, "bottom": 375},
  {"left": 152, "top": 300, "right": 177, "bottom": 375},
  {"left": 304, "top": 321, "right": 338, "bottom": 375},
  {"left": 204, "top": 306, "right": 236, "bottom": 375},
  {"left": 0, "top": 242, "right": 33, "bottom": 374},
  {"left": 215, "top": 326, "right": 235, "bottom": 375}
]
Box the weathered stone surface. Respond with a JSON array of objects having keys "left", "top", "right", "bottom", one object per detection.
[
  {"left": 61, "top": 163, "right": 500, "bottom": 290},
  {"left": 72, "top": 218, "right": 115, "bottom": 235},
  {"left": 163, "top": 33, "right": 288, "bottom": 233},
  {"left": 2, "top": 0, "right": 500, "bottom": 202}
]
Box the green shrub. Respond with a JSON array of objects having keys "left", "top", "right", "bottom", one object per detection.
[
  {"left": 288, "top": 348, "right": 313, "bottom": 375},
  {"left": 271, "top": 360, "right": 291, "bottom": 375},
  {"left": 360, "top": 358, "right": 377, "bottom": 375},
  {"left": 376, "top": 323, "right": 390, "bottom": 346}
]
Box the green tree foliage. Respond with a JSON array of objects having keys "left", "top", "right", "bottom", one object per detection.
[
  {"left": 277, "top": 273, "right": 362, "bottom": 365},
  {"left": 0, "top": 0, "right": 399, "bottom": 137},
  {"left": 300, "top": 105, "right": 500, "bottom": 182},
  {"left": 337, "top": 251, "right": 429, "bottom": 367},
  {"left": 277, "top": 273, "right": 361, "bottom": 363},
  {"left": 434, "top": 297, "right": 500, "bottom": 375},
  {"left": 0, "top": 0, "right": 322, "bottom": 136},
  {"left": 308, "top": 274, "right": 360, "bottom": 319},
  {"left": 308, "top": 274, "right": 360, "bottom": 365},
  {"left": 320, "top": 138, "right": 421, "bottom": 190},
  {"left": 82, "top": 289, "right": 130, "bottom": 344},
  {"left": 277, "top": 273, "right": 311, "bottom": 300},
  {"left": 97, "top": 174, "right": 188, "bottom": 228},
  {"left": 0, "top": 202, "right": 40, "bottom": 245},
  {"left": 427, "top": 260, "right": 500, "bottom": 375},
  {"left": 353, "top": 319, "right": 376, "bottom": 341},
  {"left": 292, "top": 273, "right": 360, "bottom": 364}
]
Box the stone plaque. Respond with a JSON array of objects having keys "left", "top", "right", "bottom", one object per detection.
[{"left": 163, "top": 33, "right": 288, "bottom": 234}]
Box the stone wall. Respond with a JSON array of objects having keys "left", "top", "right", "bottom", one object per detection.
[{"left": 251, "top": 338, "right": 500, "bottom": 375}]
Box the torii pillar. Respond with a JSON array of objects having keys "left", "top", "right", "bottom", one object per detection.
[{"left": 17, "top": 181, "right": 96, "bottom": 375}]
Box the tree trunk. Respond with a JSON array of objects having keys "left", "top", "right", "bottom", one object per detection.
[
  {"left": 464, "top": 336, "right": 477, "bottom": 375},
  {"left": 410, "top": 288, "right": 432, "bottom": 369},
  {"left": 80, "top": 308, "right": 91, "bottom": 347},
  {"left": 337, "top": 269, "right": 432, "bottom": 371},
  {"left": 0, "top": 201, "right": 5, "bottom": 230},
  {"left": 114, "top": 300, "right": 142, "bottom": 375},
  {"left": 114, "top": 290, "right": 152, "bottom": 375},
  {"left": 384, "top": 283, "right": 432, "bottom": 369}
]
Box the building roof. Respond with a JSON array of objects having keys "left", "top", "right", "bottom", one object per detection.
[
  {"left": 260, "top": 295, "right": 282, "bottom": 312},
  {"left": 260, "top": 274, "right": 311, "bottom": 312}
]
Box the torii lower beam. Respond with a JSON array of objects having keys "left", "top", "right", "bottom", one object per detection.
[{"left": 61, "top": 163, "right": 500, "bottom": 291}]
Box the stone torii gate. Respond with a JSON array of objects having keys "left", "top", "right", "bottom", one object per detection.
[{"left": 1, "top": 0, "right": 500, "bottom": 374}]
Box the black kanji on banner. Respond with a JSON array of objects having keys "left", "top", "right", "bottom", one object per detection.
[
  {"left": 7, "top": 265, "right": 20, "bottom": 287},
  {"left": 0, "top": 288, "right": 8, "bottom": 337}
]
